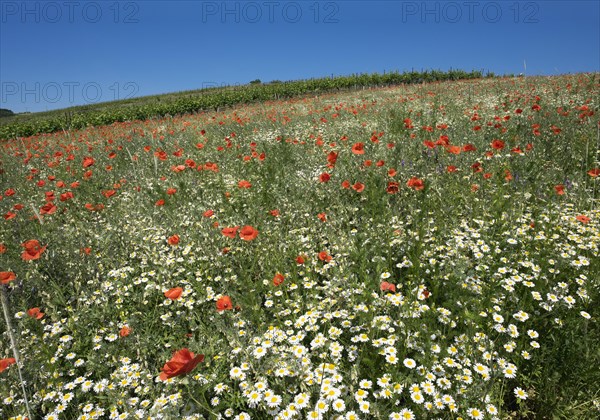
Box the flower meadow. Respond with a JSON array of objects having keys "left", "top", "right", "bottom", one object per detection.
[{"left": 0, "top": 74, "right": 599, "bottom": 419}]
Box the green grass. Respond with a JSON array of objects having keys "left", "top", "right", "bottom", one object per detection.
[{"left": 0, "top": 74, "right": 598, "bottom": 419}]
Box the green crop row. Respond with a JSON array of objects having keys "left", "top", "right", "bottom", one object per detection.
[{"left": 0, "top": 69, "right": 493, "bottom": 139}]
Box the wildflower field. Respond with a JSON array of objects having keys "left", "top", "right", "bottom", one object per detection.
[{"left": 1, "top": 74, "right": 599, "bottom": 420}]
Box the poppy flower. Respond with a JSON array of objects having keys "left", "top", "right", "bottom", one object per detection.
[
  {"left": 319, "top": 173, "right": 331, "bottom": 183},
  {"left": 351, "top": 142, "right": 365, "bottom": 155},
  {"left": 576, "top": 215, "right": 590, "bottom": 224},
  {"left": 318, "top": 251, "right": 332, "bottom": 262},
  {"left": 164, "top": 287, "right": 183, "bottom": 300},
  {"left": 167, "top": 235, "right": 180, "bottom": 246},
  {"left": 102, "top": 190, "right": 116, "bottom": 198},
  {"left": 216, "top": 295, "right": 233, "bottom": 311},
  {"left": 491, "top": 139, "right": 505, "bottom": 150},
  {"left": 588, "top": 168, "right": 600, "bottom": 178},
  {"left": 386, "top": 182, "right": 399, "bottom": 194},
  {"left": 156, "top": 199, "right": 165, "bottom": 206},
  {"left": 120, "top": 326, "right": 132, "bottom": 337},
  {"left": 0, "top": 271, "right": 16, "bottom": 284},
  {"left": 159, "top": 348, "right": 204, "bottom": 381},
  {"left": 272, "top": 273, "right": 285, "bottom": 286},
  {"left": 446, "top": 145, "right": 461, "bottom": 155},
  {"left": 221, "top": 226, "right": 239, "bottom": 238},
  {"left": 238, "top": 180, "right": 252, "bottom": 189},
  {"left": 327, "top": 151, "right": 338, "bottom": 166},
  {"left": 380, "top": 281, "right": 396, "bottom": 293},
  {"left": 0, "top": 358, "right": 16, "bottom": 373},
  {"left": 0, "top": 244, "right": 6, "bottom": 254},
  {"left": 388, "top": 168, "right": 397, "bottom": 177},
  {"left": 447, "top": 165, "right": 458, "bottom": 173},
  {"left": 269, "top": 209, "right": 280, "bottom": 217},
  {"left": 554, "top": 185, "right": 565, "bottom": 195},
  {"left": 341, "top": 180, "right": 351, "bottom": 189},
  {"left": 317, "top": 212, "right": 327, "bottom": 222},
  {"left": 82, "top": 157, "right": 95, "bottom": 168},
  {"left": 239, "top": 225, "right": 259, "bottom": 241},
  {"left": 39, "top": 203, "right": 57, "bottom": 215},
  {"left": 462, "top": 144, "right": 476, "bottom": 152},
  {"left": 21, "top": 240, "right": 46, "bottom": 261},
  {"left": 352, "top": 182, "right": 365, "bottom": 192},
  {"left": 4, "top": 188, "right": 16, "bottom": 197},
  {"left": 27, "top": 307, "right": 44, "bottom": 320},
  {"left": 203, "top": 209, "right": 215, "bottom": 218},
  {"left": 296, "top": 255, "right": 305, "bottom": 265},
  {"left": 406, "top": 177, "right": 425, "bottom": 191}
]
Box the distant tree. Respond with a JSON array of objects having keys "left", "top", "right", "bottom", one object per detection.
[
  {"left": 0, "top": 108, "right": 14, "bottom": 118},
  {"left": 249, "top": 79, "right": 262, "bottom": 85}
]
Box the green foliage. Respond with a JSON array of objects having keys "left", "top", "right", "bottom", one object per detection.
[{"left": 0, "top": 69, "right": 492, "bottom": 140}]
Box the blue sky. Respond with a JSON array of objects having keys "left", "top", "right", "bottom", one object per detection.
[{"left": 1, "top": 0, "right": 598, "bottom": 113}]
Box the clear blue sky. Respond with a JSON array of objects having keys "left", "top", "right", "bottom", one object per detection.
[{"left": 1, "top": 0, "right": 598, "bottom": 113}]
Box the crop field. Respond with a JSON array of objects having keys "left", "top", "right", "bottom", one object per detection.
[{"left": 0, "top": 74, "right": 599, "bottom": 419}]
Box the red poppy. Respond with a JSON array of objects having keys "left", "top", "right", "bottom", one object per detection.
[
  {"left": 318, "top": 251, "right": 332, "bottom": 262},
  {"left": 388, "top": 168, "right": 397, "bottom": 177},
  {"left": 0, "top": 271, "right": 16, "bottom": 284},
  {"left": 120, "top": 326, "right": 132, "bottom": 337},
  {"left": 39, "top": 202, "right": 57, "bottom": 215},
  {"left": 167, "top": 235, "right": 180, "bottom": 246},
  {"left": 164, "top": 287, "right": 183, "bottom": 300},
  {"left": 272, "top": 273, "right": 285, "bottom": 286},
  {"left": 238, "top": 180, "right": 252, "bottom": 189},
  {"left": 0, "top": 358, "right": 16, "bottom": 373},
  {"left": 0, "top": 244, "right": 6, "bottom": 254},
  {"left": 462, "top": 144, "right": 476, "bottom": 152},
  {"left": 269, "top": 209, "right": 280, "bottom": 217},
  {"left": 156, "top": 199, "right": 165, "bottom": 206},
  {"left": 203, "top": 209, "right": 215, "bottom": 218},
  {"left": 27, "top": 307, "right": 44, "bottom": 320},
  {"left": 351, "top": 142, "right": 365, "bottom": 155},
  {"left": 82, "top": 157, "right": 95, "bottom": 168},
  {"left": 216, "top": 295, "right": 233, "bottom": 311},
  {"left": 380, "top": 281, "right": 396, "bottom": 293},
  {"left": 576, "top": 215, "right": 590, "bottom": 224},
  {"left": 159, "top": 348, "right": 204, "bottom": 381},
  {"left": 491, "top": 139, "right": 505, "bottom": 150},
  {"left": 349, "top": 180, "right": 365, "bottom": 192},
  {"left": 447, "top": 165, "right": 458, "bottom": 173},
  {"left": 406, "top": 177, "right": 425, "bottom": 191},
  {"left": 341, "top": 180, "right": 351, "bottom": 189},
  {"left": 554, "top": 185, "right": 565, "bottom": 195},
  {"left": 102, "top": 190, "right": 116, "bottom": 198},
  {"left": 221, "top": 226, "right": 239, "bottom": 238},
  {"left": 319, "top": 172, "right": 331, "bottom": 183},
  {"left": 4, "top": 188, "right": 16, "bottom": 197},
  {"left": 588, "top": 168, "right": 600, "bottom": 178},
  {"left": 327, "top": 151, "right": 338, "bottom": 166},
  {"left": 386, "top": 182, "right": 399, "bottom": 194},
  {"left": 317, "top": 212, "right": 327, "bottom": 222},
  {"left": 239, "top": 225, "right": 259, "bottom": 241},
  {"left": 446, "top": 145, "right": 461, "bottom": 155},
  {"left": 166, "top": 188, "right": 177, "bottom": 196},
  {"left": 296, "top": 255, "right": 305, "bottom": 265},
  {"left": 21, "top": 240, "right": 46, "bottom": 261}
]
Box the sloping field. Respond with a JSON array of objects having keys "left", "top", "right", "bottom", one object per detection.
[{"left": 1, "top": 75, "right": 599, "bottom": 419}]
